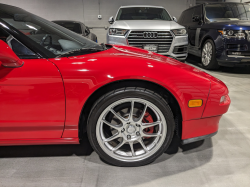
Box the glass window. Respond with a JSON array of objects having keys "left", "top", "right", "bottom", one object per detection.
[
  {"left": 193, "top": 5, "right": 202, "bottom": 17},
  {"left": 0, "top": 28, "right": 36, "bottom": 59},
  {"left": 116, "top": 7, "right": 172, "bottom": 21},
  {"left": 237, "top": 4, "right": 247, "bottom": 19},
  {"left": 182, "top": 8, "right": 194, "bottom": 23},
  {"left": 9, "top": 37, "right": 37, "bottom": 59},
  {"left": 178, "top": 12, "right": 184, "bottom": 24},
  {"left": 53, "top": 21, "right": 82, "bottom": 34},
  {"left": 205, "top": 3, "right": 250, "bottom": 22},
  {"left": 0, "top": 5, "right": 103, "bottom": 57}
]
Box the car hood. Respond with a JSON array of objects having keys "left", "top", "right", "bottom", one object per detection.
[
  {"left": 111, "top": 45, "right": 212, "bottom": 79},
  {"left": 207, "top": 20, "right": 250, "bottom": 30},
  {"left": 67, "top": 45, "right": 212, "bottom": 83},
  {"left": 110, "top": 20, "right": 184, "bottom": 30}
]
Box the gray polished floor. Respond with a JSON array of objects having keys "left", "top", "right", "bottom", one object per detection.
[{"left": 1, "top": 57, "right": 250, "bottom": 187}]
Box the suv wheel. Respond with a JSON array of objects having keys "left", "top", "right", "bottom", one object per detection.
[
  {"left": 87, "top": 87, "right": 175, "bottom": 167},
  {"left": 201, "top": 39, "right": 219, "bottom": 70}
]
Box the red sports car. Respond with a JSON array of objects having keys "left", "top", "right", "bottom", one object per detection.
[{"left": 0, "top": 4, "right": 230, "bottom": 166}]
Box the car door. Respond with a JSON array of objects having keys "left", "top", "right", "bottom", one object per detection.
[
  {"left": 0, "top": 36, "right": 65, "bottom": 140},
  {"left": 188, "top": 5, "right": 203, "bottom": 47}
]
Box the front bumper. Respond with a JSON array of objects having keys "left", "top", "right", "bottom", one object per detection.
[
  {"left": 217, "top": 55, "right": 250, "bottom": 67},
  {"left": 182, "top": 131, "right": 217, "bottom": 144},
  {"left": 182, "top": 77, "right": 230, "bottom": 144},
  {"left": 182, "top": 116, "right": 221, "bottom": 144},
  {"left": 107, "top": 30, "right": 188, "bottom": 61},
  {"left": 216, "top": 37, "right": 250, "bottom": 66}
]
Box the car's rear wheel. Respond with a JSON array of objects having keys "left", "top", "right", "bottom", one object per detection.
[
  {"left": 201, "top": 39, "right": 219, "bottom": 70},
  {"left": 87, "top": 88, "right": 175, "bottom": 166}
]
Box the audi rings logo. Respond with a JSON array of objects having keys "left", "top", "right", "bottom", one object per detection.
[{"left": 143, "top": 32, "right": 158, "bottom": 38}]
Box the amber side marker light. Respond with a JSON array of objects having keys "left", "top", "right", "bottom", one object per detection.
[
  {"left": 218, "top": 30, "right": 225, "bottom": 35},
  {"left": 188, "top": 99, "right": 203, "bottom": 108}
]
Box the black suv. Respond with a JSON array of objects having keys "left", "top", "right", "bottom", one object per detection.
[{"left": 178, "top": 2, "right": 250, "bottom": 69}]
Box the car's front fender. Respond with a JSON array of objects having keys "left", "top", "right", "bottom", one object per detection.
[{"left": 50, "top": 46, "right": 211, "bottom": 137}]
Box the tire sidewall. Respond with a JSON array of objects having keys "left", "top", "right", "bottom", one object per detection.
[{"left": 87, "top": 89, "right": 175, "bottom": 167}]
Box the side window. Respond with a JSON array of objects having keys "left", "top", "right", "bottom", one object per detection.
[
  {"left": 178, "top": 12, "right": 184, "bottom": 24},
  {"left": 73, "top": 23, "right": 82, "bottom": 34},
  {"left": 236, "top": 4, "right": 247, "bottom": 19},
  {"left": 7, "top": 36, "right": 37, "bottom": 59},
  {"left": 182, "top": 8, "right": 194, "bottom": 24},
  {"left": 193, "top": 5, "right": 202, "bottom": 17}
]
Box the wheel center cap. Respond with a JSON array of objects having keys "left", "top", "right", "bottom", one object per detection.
[{"left": 127, "top": 125, "right": 136, "bottom": 134}]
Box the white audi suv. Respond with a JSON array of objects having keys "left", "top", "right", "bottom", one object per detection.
[{"left": 107, "top": 5, "right": 188, "bottom": 61}]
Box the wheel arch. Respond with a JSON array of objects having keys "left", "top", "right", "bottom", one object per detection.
[
  {"left": 199, "top": 35, "right": 215, "bottom": 50},
  {"left": 78, "top": 79, "right": 183, "bottom": 140}
]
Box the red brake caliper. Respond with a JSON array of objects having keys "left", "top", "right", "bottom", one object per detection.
[{"left": 142, "top": 112, "right": 154, "bottom": 138}]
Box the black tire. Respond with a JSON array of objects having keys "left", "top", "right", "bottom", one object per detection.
[
  {"left": 201, "top": 39, "right": 220, "bottom": 70},
  {"left": 87, "top": 87, "right": 175, "bottom": 167}
]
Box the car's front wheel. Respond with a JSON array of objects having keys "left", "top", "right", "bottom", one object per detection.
[
  {"left": 201, "top": 39, "right": 219, "bottom": 70},
  {"left": 87, "top": 87, "right": 175, "bottom": 166}
]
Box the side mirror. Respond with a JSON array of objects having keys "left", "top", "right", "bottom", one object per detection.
[
  {"left": 85, "top": 27, "right": 90, "bottom": 35},
  {"left": 173, "top": 16, "right": 177, "bottom": 22},
  {"left": 108, "top": 16, "right": 114, "bottom": 24},
  {"left": 0, "top": 40, "right": 23, "bottom": 68},
  {"left": 193, "top": 15, "right": 201, "bottom": 22}
]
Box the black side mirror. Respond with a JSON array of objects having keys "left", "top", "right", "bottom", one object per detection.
[
  {"left": 193, "top": 15, "right": 201, "bottom": 22},
  {"left": 108, "top": 16, "right": 114, "bottom": 24},
  {"left": 85, "top": 27, "right": 90, "bottom": 35}
]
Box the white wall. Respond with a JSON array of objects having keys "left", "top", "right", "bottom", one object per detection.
[{"left": 0, "top": 0, "right": 196, "bottom": 43}]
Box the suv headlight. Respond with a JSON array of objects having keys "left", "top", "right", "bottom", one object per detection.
[
  {"left": 218, "top": 29, "right": 246, "bottom": 39},
  {"left": 172, "top": 29, "right": 187, "bottom": 36},
  {"left": 109, "top": 28, "right": 128, "bottom": 36}
]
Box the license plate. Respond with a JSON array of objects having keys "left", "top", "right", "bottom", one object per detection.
[{"left": 143, "top": 44, "right": 158, "bottom": 52}]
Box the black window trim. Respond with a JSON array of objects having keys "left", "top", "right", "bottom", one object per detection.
[{"left": 6, "top": 35, "right": 39, "bottom": 59}]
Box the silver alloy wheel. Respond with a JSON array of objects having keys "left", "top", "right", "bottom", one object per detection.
[
  {"left": 202, "top": 42, "right": 213, "bottom": 66},
  {"left": 96, "top": 98, "right": 167, "bottom": 162}
]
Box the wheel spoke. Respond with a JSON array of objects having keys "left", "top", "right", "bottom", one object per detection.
[
  {"left": 141, "top": 121, "right": 161, "bottom": 129},
  {"left": 138, "top": 138, "right": 148, "bottom": 153},
  {"left": 103, "top": 132, "right": 120, "bottom": 142},
  {"left": 113, "top": 139, "right": 125, "bottom": 152},
  {"left": 142, "top": 132, "right": 161, "bottom": 138},
  {"left": 102, "top": 120, "right": 121, "bottom": 130},
  {"left": 110, "top": 109, "right": 127, "bottom": 123},
  {"left": 129, "top": 101, "right": 134, "bottom": 121},
  {"left": 137, "top": 104, "right": 147, "bottom": 122},
  {"left": 129, "top": 141, "right": 135, "bottom": 157}
]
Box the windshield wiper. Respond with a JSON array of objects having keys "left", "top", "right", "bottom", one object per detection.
[{"left": 56, "top": 48, "right": 103, "bottom": 58}]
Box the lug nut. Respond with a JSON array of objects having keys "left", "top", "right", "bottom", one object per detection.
[
  {"left": 136, "top": 132, "right": 140, "bottom": 136},
  {"left": 121, "top": 128, "right": 125, "bottom": 132},
  {"left": 136, "top": 124, "right": 140, "bottom": 127},
  {"left": 127, "top": 135, "right": 131, "bottom": 139}
]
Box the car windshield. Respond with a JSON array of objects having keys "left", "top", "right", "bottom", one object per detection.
[
  {"left": 116, "top": 7, "right": 172, "bottom": 21},
  {"left": 0, "top": 5, "right": 102, "bottom": 57},
  {"left": 53, "top": 21, "right": 82, "bottom": 34},
  {"left": 205, "top": 3, "right": 250, "bottom": 22}
]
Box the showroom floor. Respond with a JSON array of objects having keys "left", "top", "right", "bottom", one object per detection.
[{"left": 1, "top": 57, "right": 250, "bottom": 187}]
